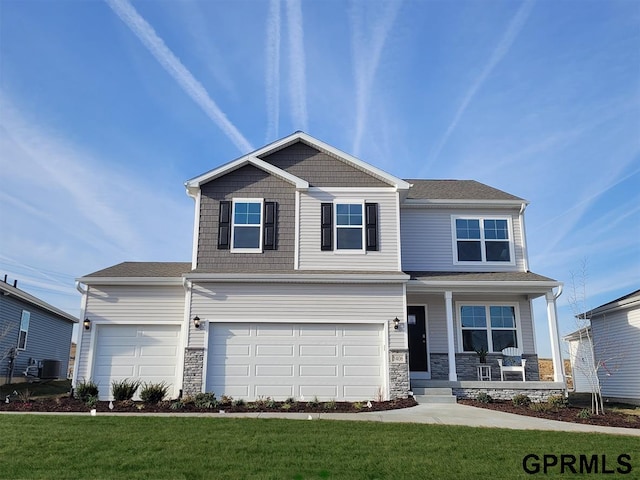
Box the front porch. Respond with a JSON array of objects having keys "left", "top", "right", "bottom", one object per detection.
[{"left": 411, "top": 379, "right": 566, "bottom": 402}]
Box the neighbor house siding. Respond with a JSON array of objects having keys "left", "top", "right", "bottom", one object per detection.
[
  {"left": 189, "top": 282, "right": 405, "bottom": 350},
  {"left": 197, "top": 165, "right": 296, "bottom": 271},
  {"left": 260, "top": 142, "right": 389, "bottom": 187},
  {"left": 0, "top": 295, "right": 73, "bottom": 382},
  {"left": 298, "top": 190, "right": 400, "bottom": 271},
  {"left": 592, "top": 306, "right": 640, "bottom": 402},
  {"left": 75, "top": 285, "right": 185, "bottom": 382},
  {"left": 400, "top": 207, "right": 525, "bottom": 271}
]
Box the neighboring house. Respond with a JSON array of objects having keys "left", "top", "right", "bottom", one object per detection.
[
  {"left": 563, "top": 327, "right": 598, "bottom": 394},
  {"left": 570, "top": 289, "right": 640, "bottom": 405},
  {"left": 1, "top": 278, "right": 77, "bottom": 385},
  {"left": 74, "top": 132, "right": 565, "bottom": 401}
]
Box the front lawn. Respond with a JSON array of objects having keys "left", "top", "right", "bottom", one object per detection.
[{"left": 0, "top": 415, "right": 637, "bottom": 479}]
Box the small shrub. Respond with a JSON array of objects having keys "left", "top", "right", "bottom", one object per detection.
[
  {"left": 353, "top": 401, "right": 364, "bottom": 411},
  {"left": 512, "top": 394, "right": 531, "bottom": 406},
  {"left": 530, "top": 402, "right": 553, "bottom": 413},
  {"left": 75, "top": 379, "right": 99, "bottom": 402},
  {"left": 324, "top": 400, "right": 337, "bottom": 410},
  {"left": 232, "top": 398, "right": 245, "bottom": 407},
  {"left": 284, "top": 397, "right": 296, "bottom": 405},
  {"left": 476, "top": 392, "right": 493, "bottom": 404},
  {"left": 220, "top": 395, "right": 233, "bottom": 405},
  {"left": 577, "top": 408, "right": 591, "bottom": 419},
  {"left": 307, "top": 396, "right": 320, "bottom": 408},
  {"left": 140, "top": 382, "right": 169, "bottom": 404},
  {"left": 266, "top": 398, "right": 277, "bottom": 409},
  {"left": 85, "top": 395, "right": 98, "bottom": 408},
  {"left": 547, "top": 395, "right": 567, "bottom": 409},
  {"left": 281, "top": 403, "right": 292, "bottom": 411},
  {"left": 169, "top": 400, "right": 184, "bottom": 410},
  {"left": 16, "top": 389, "right": 32, "bottom": 403},
  {"left": 111, "top": 378, "right": 140, "bottom": 401},
  {"left": 194, "top": 392, "right": 218, "bottom": 409}
]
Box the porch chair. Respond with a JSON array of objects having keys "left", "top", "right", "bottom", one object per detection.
[{"left": 497, "top": 347, "right": 527, "bottom": 381}]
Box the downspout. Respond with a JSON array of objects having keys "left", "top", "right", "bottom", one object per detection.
[{"left": 519, "top": 203, "right": 529, "bottom": 272}]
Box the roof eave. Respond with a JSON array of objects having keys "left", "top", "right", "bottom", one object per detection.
[
  {"left": 77, "top": 277, "right": 185, "bottom": 286},
  {"left": 185, "top": 272, "right": 410, "bottom": 284},
  {"left": 403, "top": 199, "right": 528, "bottom": 208},
  {"left": 407, "top": 279, "right": 561, "bottom": 295}
]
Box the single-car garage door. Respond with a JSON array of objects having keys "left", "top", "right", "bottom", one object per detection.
[
  {"left": 207, "top": 323, "right": 384, "bottom": 401},
  {"left": 93, "top": 324, "right": 181, "bottom": 400}
]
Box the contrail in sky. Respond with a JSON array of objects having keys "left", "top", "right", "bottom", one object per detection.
[
  {"left": 425, "top": 0, "right": 535, "bottom": 171},
  {"left": 266, "top": 0, "right": 281, "bottom": 141},
  {"left": 285, "top": 0, "right": 308, "bottom": 131},
  {"left": 105, "top": 0, "right": 253, "bottom": 153}
]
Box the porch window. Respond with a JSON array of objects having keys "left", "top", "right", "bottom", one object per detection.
[
  {"left": 453, "top": 217, "right": 513, "bottom": 263},
  {"left": 459, "top": 305, "right": 518, "bottom": 353}
]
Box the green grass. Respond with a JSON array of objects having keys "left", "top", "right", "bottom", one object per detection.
[
  {"left": 0, "top": 379, "right": 71, "bottom": 399},
  {"left": 0, "top": 415, "right": 637, "bottom": 479}
]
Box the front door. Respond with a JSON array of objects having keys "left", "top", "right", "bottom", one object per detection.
[{"left": 408, "top": 306, "right": 429, "bottom": 379}]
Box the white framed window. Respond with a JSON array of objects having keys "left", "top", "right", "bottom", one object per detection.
[
  {"left": 17, "top": 310, "right": 30, "bottom": 350},
  {"left": 457, "top": 303, "right": 521, "bottom": 353},
  {"left": 452, "top": 216, "right": 514, "bottom": 264},
  {"left": 335, "top": 201, "right": 365, "bottom": 251},
  {"left": 231, "top": 198, "right": 263, "bottom": 252}
]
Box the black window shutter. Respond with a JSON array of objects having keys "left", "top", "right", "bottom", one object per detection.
[
  {"left": 218, "top": 200, "right": 231, "bottom": 249},
  {"left": 365, "top": 203, "right": 379, "bottom": 251},
  {"left": 321, "top": 203, "right": 333, "bottom": 251},
  {"left": 263, "top": 201, "right": 277, "bottom": 250}
]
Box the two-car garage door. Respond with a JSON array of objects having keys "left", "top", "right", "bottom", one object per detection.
[
  {"left": 93, "top": 324, "right": 181, "bottom": 400},
  {"left": 207, "top": 323, "right": 384, "bottom": 401}
]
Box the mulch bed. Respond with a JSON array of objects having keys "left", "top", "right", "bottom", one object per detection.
[
  {"left": 459, "top": 399, "right": 640, "bottom": 429},
  {"left": 0, "top": 396, "right": 418, "bottom": 414}
]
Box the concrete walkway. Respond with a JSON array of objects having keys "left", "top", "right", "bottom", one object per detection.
[{"left": 4, "top": 403, "right": 639, "bottom": 436}]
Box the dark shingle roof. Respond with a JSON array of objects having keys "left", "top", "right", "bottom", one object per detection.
[
  {"left": 404, "top": 180, "right": 524, "bottom": 201},
  {"left": 406, "top": 271, "right": 557, "bottom": 282},
  {"left": 83, "top": 262, "right": 192, "bottom": 278}
]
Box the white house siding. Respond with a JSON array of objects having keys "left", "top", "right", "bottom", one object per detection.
[
  {"left": 405, "top": 293, "right": 535, "bottom": 354},
  {"left": 298, "top": 190, "right": 400, "bottom": 271},
  {"left": 400, "top": 207, "right": 525, "bottom": 272},
  {"left": 592, "top": 307, "right": 640, "bottom": 402},
  {"left": 188, "top": 282, "right": 406, "bottom": 351},
  {"left": 76, "top": 285, "right": 186, "bottom": 383}
]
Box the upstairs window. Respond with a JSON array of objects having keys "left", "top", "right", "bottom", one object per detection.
[
  {"left": 17, "top": 310, "right": 30, "bottom": 350},
  {"left": 453, "top": 217, "right": 513, "bottom": 263},
  {"left": 336, "top": 203, "right": 363, "bottom": 250},
  {"left": 321, "top": 202, "right": 378, "bottom": 252},
  {"left": 459, "top": 304, "right": 518, "bottom": 353},
  {"left": 232, "top": 199, "right": 263, "bottom": 252}
]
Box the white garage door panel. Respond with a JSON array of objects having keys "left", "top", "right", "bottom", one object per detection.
[
  {"left": 207, "top": 323, "right": 384, "bottom": 401},
  {"left": 93, "top": 324, "right": 181, "bottom": 400}
]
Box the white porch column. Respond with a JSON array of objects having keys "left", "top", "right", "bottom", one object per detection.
[
  {"left": 444, "top": 291, "right": 457, "bottom": 381},
  {"left": 546, "top": 290, "right": 565, "bottom": 383}
]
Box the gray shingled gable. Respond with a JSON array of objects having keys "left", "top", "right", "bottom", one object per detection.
[
  {"left": 405, "top": 180, "right": 524, "bottom": 201},
  {"left": 83, "top": 262, "right": 192, "bottom": 278}
]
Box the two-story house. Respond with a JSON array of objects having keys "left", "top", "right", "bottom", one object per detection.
[{"left": 74, "top": 132, "right": 565, "bottom": 401}]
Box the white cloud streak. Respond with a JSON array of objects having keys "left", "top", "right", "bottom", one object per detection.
[
  {"left": 105, "top": 0, "right": 253, "bottom": 153},
  {"left": 350, "top": 0, "right": 402, "bottom": 156},
  {"left": 285, "top": 0, "right": 308, "bottom": 131},
  {"left": 266, "top": 0, "right": 281, "bottom": 141},
  {"left": 425, "top": 0, "right": 535, "bottom": 170}
]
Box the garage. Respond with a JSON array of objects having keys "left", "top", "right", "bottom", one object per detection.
[
  {"left": 93, "top": 324, "right": 181, "bottom": 400},
  {"left": 206, "top": 323, "right": 385, "bottom": 401}
]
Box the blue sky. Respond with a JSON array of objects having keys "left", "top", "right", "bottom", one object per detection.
[{"left": 1, "top": 0, "right": 638, "bottom": 357}]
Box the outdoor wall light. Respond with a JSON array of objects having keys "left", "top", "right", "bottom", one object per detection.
[
  {"left": 393, "top": 317, "right": 400, "bottom": 330},
  {"left": 83, "top": 318, "right": 91, "bottom": 331},
  {"left": 193, "top": 316, "right": 201, "bottom": 329}
]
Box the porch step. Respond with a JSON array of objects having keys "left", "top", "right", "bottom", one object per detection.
[{"left": 411, "top": 387, "right": 457, "bottom": 404}]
